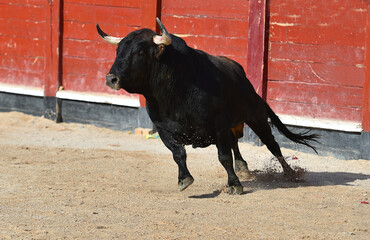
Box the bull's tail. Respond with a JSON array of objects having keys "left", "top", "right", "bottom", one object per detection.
[{"left": 265, "top": 103, "right": 320, "bottom": 153}]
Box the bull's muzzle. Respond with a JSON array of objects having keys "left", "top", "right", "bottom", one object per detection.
[{"left": 106, "top": 73, "right": 121, "bottom": 90}]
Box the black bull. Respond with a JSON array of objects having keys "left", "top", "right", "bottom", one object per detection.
[{"left": 97, "top": 18, "right": 319, "bottom": 194}]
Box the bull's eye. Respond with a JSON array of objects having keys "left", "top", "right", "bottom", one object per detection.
[{"left": 138, "top": 50, "right": 145, "bottom": 56}]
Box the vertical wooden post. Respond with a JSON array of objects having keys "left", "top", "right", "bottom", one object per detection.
[
  {"left": 140, "top": 0, "right": 161, "bottom": 107},
  {"left": 45, "top": 0, "right": 63, "bottom": 121},
  {"left": 363, "top": 4, "right": 370, "bottom": 132},
  {"left": 45, "top": 0, "right": 62, "bottom": 97},
  {"left": 246, "top": 0, "right": 268, "bottom": 98}
]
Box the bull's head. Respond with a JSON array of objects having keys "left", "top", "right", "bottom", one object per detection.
[{"left": 96, "top": 18, "right": 171, "bottom": 94}]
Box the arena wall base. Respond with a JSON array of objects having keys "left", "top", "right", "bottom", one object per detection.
[{"left": 0, "top": 92, "right": 368, "bottom": 160}]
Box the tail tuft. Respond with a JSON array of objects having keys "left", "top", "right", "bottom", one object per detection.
[{"left": 266, "top": 103, "right": 320, "bottom": 153}]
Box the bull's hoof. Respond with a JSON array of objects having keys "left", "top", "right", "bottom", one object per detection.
[
  {"left": 235, "top": 161, "right": 249, "bottom": 173},
  {"left": 225, "top": 185, "right": 243, "bottom": 195},
  {"left": 283, "top": 168, "right": 296, "bottom": 177},
  {"left": 284, "top": 169, "right": 305, "bottom": 182},
  {"left": 178, "top": 176, "right": 194, "bottom": 192}
]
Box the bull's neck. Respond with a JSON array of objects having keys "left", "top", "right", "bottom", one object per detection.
[{"left": 148, "top": 61, "right": 191, "bottom": 104}]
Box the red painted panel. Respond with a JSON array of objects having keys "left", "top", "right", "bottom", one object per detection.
[
  {"left": 63, "top": 57, "right": 112, "bottom": 78},
  {"left": 162, "top": 15, "right": 248, "bottom": 38},
  {"left": 269, "top": 0, "right": 367, "bottom": 46},
  {"left": 44, "top": 0, "right": 62, "bottom": 97},
  {"left": 0, "top": 68, "right": 44, "bottom": 87},
  {"left": 269, "top": 43, "right": 364, "bottom": 67},
  {"left": 267, "top": 81, "right": 363, "bottom": 108},
  {"left": 64, "top": 3, "right": 141, "bottom": 26},
  {"left": 0, "top": 55, "right": 45, "bottom": 73},
  {"left": 267, "top": 0, "right": 367, "bottom": 122},
  {"left": 363, "top": 5, "right": 370, "bottom": 132},
  {"left": 246, "top": 0, "right": 267, "bottom": 97},
  {"left": 270, "top": 23, "right": 366, "bottom": 47},
  {"left": 65, "top": 0, "right": 140, "bottom": 8},
  {"left": 268, "top": 60, "right": 365, "bottom": 87},
  {"left": 0, "top": 36, "right": 46, "bottom": 59},
  {"left": 63, "top": 22, "right": 139, "bottom": 41},
  {"left": 63, "top": 74, "right": 121, "bottom": 95},
  {"left": 176, "top": 35, "right": 248, "bottom": 59},
  {"left": 0, "top": 19, "right": 47, "bottom": 39},
  {"left": 162, "top": 0, "right": 249, "bottom": 19},
  {"left": 267, "top": 99, "right": 362, "bottom": 122},
  {"left": 61, "top": 0, "right": 144, "bottom": 98},
  {"left": 63, "top": 39, "right": 115, "bottom": 60},
  {"left": 0, "top": 0, "right": 46, "bottom": 5},
  {"left": 0, "top": 1, "right": 48, "bottom": 89},
  {"left": 161, "top": 0, "right": 249, "bottom": 59},
  {"left": 0, "top": 3, "right": 47, "bottom": 21}
]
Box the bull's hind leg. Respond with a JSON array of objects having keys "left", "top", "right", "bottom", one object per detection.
[
  {"left": 231, "top": 123, "right": 249, "bottom": 174},
  {"left": 232, "top": 139, "right": 250, "bottom": 174},
  {"left": 157, "top": 129, "right": 194, "bottom": 191},
  {"left": 216, "top": 129, "right": 243, "bottom": 194},
  {"left": 248, "top": 120, "right": 295, "bottom": 176}
]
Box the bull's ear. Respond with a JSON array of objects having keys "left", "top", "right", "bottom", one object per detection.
[{"left": 155, "top": 44, "right": 166, "bottom": 59}]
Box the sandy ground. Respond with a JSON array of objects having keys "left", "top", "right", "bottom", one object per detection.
[{"left": 0, "top": 111, "right": 369, "bottom": 239}]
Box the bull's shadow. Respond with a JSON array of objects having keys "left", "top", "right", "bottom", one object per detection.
[
  {"left": 188, "top": 171, "right": 370, "bottom": 199},
  {"left": 242, "top": 171, "right": 370, "bottom": 189}
]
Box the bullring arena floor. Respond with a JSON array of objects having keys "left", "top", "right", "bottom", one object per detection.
[{"left": 0, "top": 112, "right": 369, "bottom": 239}]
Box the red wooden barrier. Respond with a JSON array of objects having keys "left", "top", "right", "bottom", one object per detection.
[
  {"left": 363, "top": 5, "right": 370, "bottom": 132},
  {"left": 45, "top": 0, "right": 62, "bottom": 97},
  {"left": 161, "top": 0, "right": 249, "bottom": 70},
  {"left": 246, "top": 0, "right": 267, "bottom": 97},
  {"left": 266, "top": 0, "right": 368, "bottom": 123},
  {"left": 0, "top": 0, "right": 368, "bottom": 132},
  {"left": 0, "top": 0, "right": 48, "bottom": 88},
  {"left": 61, "top": 0, "right": 141, "bottom": 96}
]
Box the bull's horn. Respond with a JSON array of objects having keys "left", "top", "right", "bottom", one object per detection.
[
  {"left": 153, "top": 17, "right": 172, "bottom": 46},
  {"left": 96, "top": 24, "right": 123, "bottom": 45}
]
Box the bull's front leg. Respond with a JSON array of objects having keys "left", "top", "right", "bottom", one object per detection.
[
  {"left": 216, "top": 129, "right": 243, "bottom": 194},
  {"left": 157, "top": 129, "right": 194, "bottom": 192}
]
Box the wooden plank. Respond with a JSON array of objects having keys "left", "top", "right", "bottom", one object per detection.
[
  {"left": 269, "top": 0, "right": 367, "bottom": 46},
  {"left": 0, "top": 68, "right": 44, "bottom": 87},
  {"left": 270, "top": 23, "right": 366, "bottom": 47},
  {"left": 62, "top": 73, "right": 134, "bottom": 97},
  {"left": 268, "top": 60, "right": 365, "bottom": 87},
  {"left": 63, "top": 39, "right": 116, "bottom": 60},
  {"left": 0, "top": 3, "right": 47, "bottom": 21},
  {"left": 267, "top": 81, "right": 363, "bottom": 108},
  {"left": 363, "top": 5, "right": 370, "bottom": 132},
  {"left": 140, "top": 0, "right": 160, "bottom": 107},
  {"left": 44, "top": 0, "right": 62, "bottom": 97},
  {"left": 62, "top": 57, "right": 113, "bottom": 78},
  {"left": 269, "top": 43, "right": 364, "bottom": 67},
  {"left": 162, "top": 0, "right": 249, "bottom": 20},
  {"left": 64, "top": 0, "right": 140, "bottom": 8},
  {"left": 270, "top": 0, "right": 367, "bottom": 29},
  {"left": 267, "top": 99, "right": 362, "bottom": 123},
  {"left": 61, "top": 0, "right": 145, "bottom": 106},
  {"left": 246, "top": 0, "right": 267, "bottom": 97},
  {"left": 63, "top": 3, "right": 141, "bottom": 26},
  {"left": 162, "top": 15, "right": 248, "bottom": 38},
  {"left": 0, "top": 55, "right": 45, "bottom": 73},
  {"left": 173, "top": 35, "right": 248, "bottom": 58},
  {"left": 63, "top": 21, "right": 140, "bottom": 41},
  {"left": 0, "top": 18, "right": 47, "bottom": 39},
  {"left": 0, "top": 36, "right": 45, "bottom": 57},
  {"left": 141, "top": 0, "right": 159, "bottom": 31},
  {"left": 0, "top": 0, "right": 46, "bottom": 6},
  {"left": 267, "top": 0, "right": 367, "bottom": 123}
]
